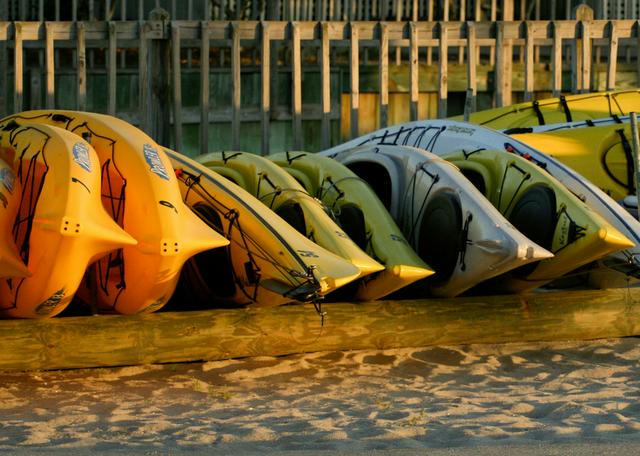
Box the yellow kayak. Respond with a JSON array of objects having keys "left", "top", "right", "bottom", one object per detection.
[
  {"left": 197, "top": 152, "right": 384, "bottom": 282},
  {"left": 0, "top": 122, "right": 136, "bottom": 318},
  {"left": 167, "top": 149, "right": 362, "bottom": 306},
  {"left": 443, "top": 148, "right": 634, "bottom": 292},
  {"left": 511, "top": 123, "right": 634, "bottom": 201},
  {"left": 454, "top": 90, "right": 640, "bottom": 129},
  {"left": 6, "top": 111, "right": 229, "bottom": 315},
  {"left": 268, "top": 151, "right": 434, "bottom": 301},
  {"left": 0, "top": 158, "right": 29, "bottom": 278}
]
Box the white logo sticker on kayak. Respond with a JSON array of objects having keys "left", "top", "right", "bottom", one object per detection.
[
  {"left": 72, "top": 142, "right": 92, "bottom": 173},
  {"left": 143, "top": 144, "right": 169, "bottom": 180},
  {"left": 0, "top": 167, "right": 15, "bottom": 194}
]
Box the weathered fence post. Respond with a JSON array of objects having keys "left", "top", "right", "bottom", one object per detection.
[
  {"left": 148, "top": 7, "right": 171, "bottom": 146},
  {"left": 572, "top": 4, "right": 593, "bottom": 94},
  {"left": 0, "top": 23, "right": 7, "bottom": 117}
]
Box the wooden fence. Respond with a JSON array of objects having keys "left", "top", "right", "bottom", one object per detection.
[
  {"left": 5, "top": 0, "right": 640, "bottom": 22},
  {"left": 3, "top": 12, "right": 640, "bottom": 154}
]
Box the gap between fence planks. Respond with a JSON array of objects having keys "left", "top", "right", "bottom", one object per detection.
[{"left": 2, "top": 288, "right": 640, "bottom": 372}]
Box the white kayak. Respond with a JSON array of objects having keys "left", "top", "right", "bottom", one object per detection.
[{"left": 325, "top": 144, "right": 552, "bottom": 297}]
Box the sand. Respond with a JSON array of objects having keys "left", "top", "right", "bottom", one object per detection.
[{"left": 2, "top": 337, "right": 640, "bottom": 453}]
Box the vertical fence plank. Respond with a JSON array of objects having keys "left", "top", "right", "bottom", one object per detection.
[
  {"left": 437, "top": 22, "right": 448, "bottom": 118},
  {"left": 107, "top": 21, "right": 117, "bottom": 115},
  {"left": 321, "top": 22, "right": 331, "bottom": 149},
  {"left": 172, "top": 23, "right": 183, "bottom": 151},
  {"left": 261, "top": 21, "right": 270, "bottom": 155},
  {"left": 45, "top": 22, "right": 55, "bottom": 109},
  {"left": 76, "top": 22, "right": 86, "bottom": 110},
  {"left": 232, "top": 22, "right": 241, "bottom": 150},
  {"left": 466, "top": 21, "right": 477, "bottom": 115},
  {"left": 494, "top": 22, "right": 508, "bottom": 107},
  {"left": 14, "top": 23, "right": 23, "bottom": 112},
  {"left": 426, "top": 0, "right": 433, "bottom": 64},
  {"left": 524, "top": 21, "right": 534, "bottom": 101},
  {"left": 458, "top": 0, "right": 465, "bottom": 64},
  {"left": 551, "top": 21, "right": 562, "bottom": 97},
  {"left": 580, "top": 20, "right": 591, "bottom": 93},
  {"left": 490, "top": 0, "right": 497, "bottom": 64},
  {"left": 606, "top": 21, "right": 618, "bottom": 91},
  {"left": 0, "top": 24, "right": 7, "bottom": 117},
  {"left": 637, "top": 20, "right": 640, "bottom": 87},
  {"left": 200, "top": 21, "right": 209, "bottom": 155},
  {"left": 292, "top": 21, "right": 302, "bottom": 149},
  {"left": 139, "top": 22, "right": 150, "bottom": 132},
  {"left": 409, "top": 21, "right": 418, "bottom": 121},
  {"left": 349, "top": 22, "right": 359, "bottom": 138},
  {"left": 379, "top": 22, "right": 388, "bottom": 128},
  {"left": 502, "top": 0, "right": 514, "bottom": 20}
]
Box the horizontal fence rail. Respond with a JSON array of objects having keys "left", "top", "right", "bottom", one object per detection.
[{"left": 2, "top": 15, "right": 640, "bottom": 155}]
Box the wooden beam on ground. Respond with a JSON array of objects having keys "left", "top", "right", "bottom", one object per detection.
[{"left": 2, "top": 288, "right": 640, "bottom": 372}]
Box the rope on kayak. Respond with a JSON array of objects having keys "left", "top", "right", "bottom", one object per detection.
[
  {"left": 407, "top": 163, "right": 438, "bottom": 247},
  {"left": 497, "top": 162, "right": 532, "bottom": 214},
  {"left": 559, "top": 95, "right": 572, "bottom": 123},
  {"left": 605, "top": 128, "right": 635, "bottom": 193},
  {"left": 532, "top": 100, "right": 545, "bottom": 125},
  {"left": 284, "top": 151, "right": 307, "bottom": 164},
  {"left": 177, "top": 168, "right": 321, "bottom": 303},
  {"left": 317, "top": 175, "right": 378, "bottom": 259}
]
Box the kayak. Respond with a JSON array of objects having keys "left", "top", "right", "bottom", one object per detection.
[
  {"left": 167, "top": 148, "right": 362, "bottom": 306},
  {"left": 197, "top": 151, "right": 384, "bottom": 282},
  {"left": 511, "top": 122, "right": 637, "bottom": 201},
  {"left": 442, "top": 148, "right": 633, "bottom": 292},
  {"left": 269, "top": 151, "right": 434, "bottom": 300},
  {"left": 325, "top": 144, "right": 553, "bottom": 297},
  {"left": 322, "top": 118, "right": 640, "bottom": 282},
  {"left": 452, "top": 90, "right": 640, "bottom": 129},
  {"left": 0, "top": 122, "right": 136, "bottom": 318},
  {"left": 5, "top": 111, "right": 229, "bottom": 315},
  {"left": 0, "top": 158, "right": 29, "bottom": 279}
]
